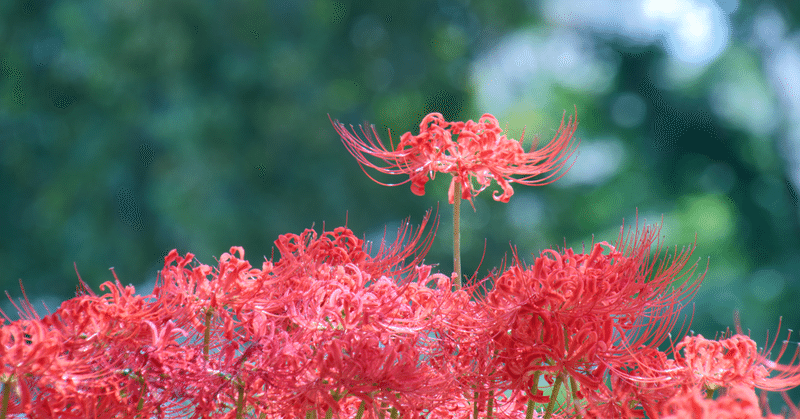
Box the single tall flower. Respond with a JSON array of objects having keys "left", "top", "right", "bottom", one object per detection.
[
  {"left": 331, "top": 109, "right": 579, "bottom": 204},
  {"left": 332, "top": 110, "right": 579, "bottom": 287}
]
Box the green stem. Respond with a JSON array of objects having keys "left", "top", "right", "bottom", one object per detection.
[
  {"left": 543, "top": 373, "right": 566, "bottom": 419},
  {"left": 525, "top": 398, "right": 535, "bottom": 419},
  {"left": 1, "top": 379, "right": 10, "bottom": 419},
  {"left": 525, "top": 371, "right": 542, "bottom": 419},
  {"left": 569, "top": 375, "right": 581, "bottom": 419},
  {"left": 236, "top": 382, "right": 244, "bottom": 419},
  {"left": 486, "top": 389, "right": 494, "bottom": 419},
  {"left": 453, "top": 182, "right": 462, "bottom": 289},
  {"left": 203, "top": 308, "right": 213, "bottom": 362},
  {"left": 135, "top": 373, "right": 147, "bottom": 413},
  {"left": 473, "top": 388, "right": 479, "bottom": 419},
  {"left": 354, "top": 401, "right": 366, "bottom": 419}
]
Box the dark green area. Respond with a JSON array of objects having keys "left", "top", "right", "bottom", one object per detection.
[{"left": 2, "top": 0, "right": 799, "bottom": 407}]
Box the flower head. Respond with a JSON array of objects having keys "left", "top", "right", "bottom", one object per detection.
[
  {"left": 482, "top": 219, "right": 705, "bottom": 408},
  {"left": 332, "top": 109, "right": 578, "bottom": 204},
  {"left": 661, "top": 384, "right": 784, "bottom": 419},
  {"left": 674, "top": 329, "right": 800, "bottom": 393}
]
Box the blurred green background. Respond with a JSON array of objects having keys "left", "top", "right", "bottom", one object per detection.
[{"left": 2, "top": 0, "right": 800, "bottom": 405}]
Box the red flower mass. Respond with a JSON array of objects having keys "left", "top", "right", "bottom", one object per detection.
[
  {"left": 3, "top": 111, "right": 800, "bottom": 417},
  {"left": 3, "top": 217, "right": 798, "bottom": 417}
]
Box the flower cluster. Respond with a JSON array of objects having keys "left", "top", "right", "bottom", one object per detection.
[
  {"left": 484, "top": 222, "right": 701, "bottom": 415},
  {"left": 2, "top": 111, "right": 800, "bottom": 418},
  {"left": 2, "top": 218, "right": 798, "bottom": 418},
  {"left": 1, "top": 215, "right": 459, "bottom": 418}
]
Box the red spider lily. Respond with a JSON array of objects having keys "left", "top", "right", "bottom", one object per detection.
[
  {"left": 7, "top": 214, "right": 800, "bottom": 417},
  {"left": 150, "top": 217, "right": 454, "bottom": 417},
  {"left": 272, "top": 210, "right": 437, "bottom": 282},
  {"left": 675, "top": 334, "right": 768, "bottom": 392},
  {"left": 674, "top": 330, "right": 800, "bottom": 393},
  {"left": 482, "top": 219, "right": 705, "bottom": 412},
  {"left": 0, "top": 277, "right": 203, "bottom": 418},
  {"left": 0, "top": 215, "right": 448, "bottom": 418},
  {"left": 660, "top": 385, "right": 784, "bottom": 419},
  {"left": 331, "top": 109, "right": 579, "bottom": 204},
  {"left": 272, "top": 264, "right": 474, "bottom": 416}
]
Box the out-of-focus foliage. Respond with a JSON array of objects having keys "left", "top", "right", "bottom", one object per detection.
[{"left": 2, "top": 0, "right": 799, "bottom": 403}]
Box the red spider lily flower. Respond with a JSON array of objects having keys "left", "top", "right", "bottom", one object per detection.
[
  {"left": 273, "top": 261, "right": 471, "bottom": 415},
  {"left": 675, "top": 334, "right": 767, "bottom": 392},
  {"left": 272, "top": 210, "right": 437, "bottom": 282},
  {"left": 674, "top": 330, "right": 800, "bottom": 393},
  {"left": 0, "top": 276, "right": 203, "bottom": 418},
  {"left": 331, "top": 109, "right": 579, "bottom": 204},
  {"left": 482, "top": 219, "right": 705, "bottom": 409},
  {"left": 660, "top": 385, "right": 784, "bottom": 419},
  {"left": 150, "top": 217, "right": 453, "bottom": 417},
  {"left": 1, "top": 213, "right": 453, "bottom": 418}
]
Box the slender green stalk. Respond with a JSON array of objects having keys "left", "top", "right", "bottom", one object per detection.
[
  {"left": 543, "top": 373, "right": 566, "bottom": 419},
  {"left": 525, "top": 371, "right": 543, "bottom": 419},
  {"left": 235, "top": 382, "right": 244, "bottom": 419},
  {"left": 486, "top": 389, "right": 494, "bottom": 419},
  {"left": 1, "top": 379, "right": 11, "bottom": 419},
  {"left": 354, "top": 401, "right": 366, "bottom": 419},
  {"left": 134, "top": 373, "right": 147, "bottom": 413},
  {"left": 569, "top": 375, "right": 581, "bottom": 419},
  {"left": 472, "top": 388, "right": 479, "bottom": 419},
  {"left": 525, "top": 398, "right": 536, "bottom": 419},
  {"left": 203, "top": 308, "right": 213, "bottom": 362},
  {"left": 453, "top": 182, "right": 462, "bottom": 289}
]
